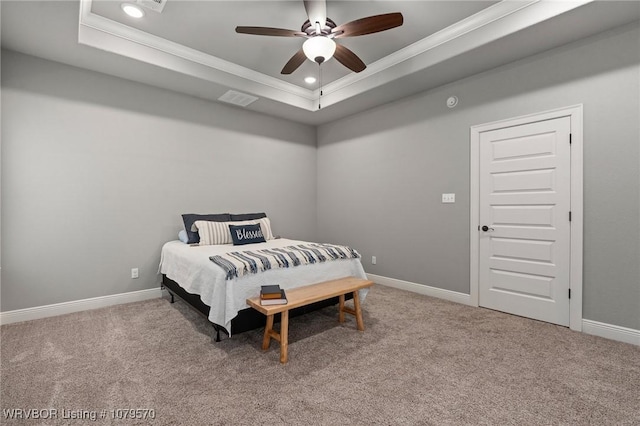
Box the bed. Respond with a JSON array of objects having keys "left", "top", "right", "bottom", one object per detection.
[{"left": 159, "top": 235, "right": 368, "bottom": 340}]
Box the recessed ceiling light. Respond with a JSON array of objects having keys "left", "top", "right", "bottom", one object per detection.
[
  {"left": 121, "top": 3, "right": 145, "bottom": 18},
  {"left": 304, "top": 76, "right": 317, "bottom": 84}
]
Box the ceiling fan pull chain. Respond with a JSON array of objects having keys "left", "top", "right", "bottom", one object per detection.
[{"left": 318, "top": 63, "right": 322, "bottom": 110}]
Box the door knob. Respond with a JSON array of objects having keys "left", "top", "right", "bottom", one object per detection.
[{"left": 481, "top": 225, "right": 495, "bottom": 232}]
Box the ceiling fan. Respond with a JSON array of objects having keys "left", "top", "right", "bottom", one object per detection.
[{"left": 235, "top": 0, "right": 404, "bottom": 74}]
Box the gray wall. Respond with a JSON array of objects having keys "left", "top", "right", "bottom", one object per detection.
[
  {"left": 317, "top": 24, "right": 640, "bottom": 330},
  {"left": 1, "top": 50, "right": 317, "bottom": 311},
  {"left": 2, "top": 24, "right": 639, "bottom": 331}
]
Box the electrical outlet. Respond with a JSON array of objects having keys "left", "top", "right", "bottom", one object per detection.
[
  {"left": 442, "top": 193, "right": 456, "bottom": 203},
  {"left": 372, "top": 256, "right": 377, "bottom": 265},
  {"left": 131, "top": 268, "right": 139, "bottom": 279}
]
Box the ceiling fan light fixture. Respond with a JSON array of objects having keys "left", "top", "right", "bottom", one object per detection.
[{"left": 303, "top": 36, "right": 336, "bottom": 64}]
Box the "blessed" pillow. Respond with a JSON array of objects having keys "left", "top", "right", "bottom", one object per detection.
[{"left": 229, "top": 223, "right": 266, "bottom": 245}]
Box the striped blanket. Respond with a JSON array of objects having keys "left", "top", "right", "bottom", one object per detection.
[{"left": 209, "top": 243, "right": 361, "bottom": 280}]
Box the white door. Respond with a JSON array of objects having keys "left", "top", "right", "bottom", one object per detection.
[{"left": 479, "top": 116, "right": 571, "bottom": 326}]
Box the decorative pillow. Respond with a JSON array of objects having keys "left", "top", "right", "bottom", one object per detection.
[
  {"left": 252, "top": 217, "right": 274, "bottom": 241},
  {"left": 178, "top": 229, "right": 189, "bottom": 244},
  {"left": 193, "top": 220, "right": 233, "bottom": 245},
  {"left": 229, "top": 223, "right": 266, "bottom": 245},
  {"left": 181, "top": 213, "right": 230, "bottom": 244},
  {"left": 194, "top": 217, "right": 274, "bottom": 245},
  {"left": 229, "top": 212, "right": 267, "bottom": 221},
  {"left": 224, "top": 217, "right": 273, "bottom": 241}
]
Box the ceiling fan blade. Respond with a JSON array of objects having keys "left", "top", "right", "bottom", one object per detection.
[
  {"left": 303, "top": 0, "right": 327, "bottom": 27},
  {"left": 333, "top": 44, "right": 366, "bottom": 73},
  {"left": 281, "top": 49, "right": 308, "bottom": 74},
  {"left": 332, "top": 12, "right": 403, "bottom": 38},
  {"left": 236, "top": 26, "right": 305, "bottom": 37}
]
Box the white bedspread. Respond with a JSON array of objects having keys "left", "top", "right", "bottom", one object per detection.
[{"left": 159, "top": 239, "right": 368, "bottom": 334}]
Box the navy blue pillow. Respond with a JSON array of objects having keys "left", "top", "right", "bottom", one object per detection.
[
  {"left": 229, "top": 223, "right": 266, "bottom": 245},
  {"left": 229, "top": 212, "right": 267, "bottom": 221},
  {"left": 182, "top": 213, "right": 231, "bottom": 244}
]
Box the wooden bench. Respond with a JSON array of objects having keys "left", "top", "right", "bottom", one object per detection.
[{"left": 246, "top": 276, "right": 374, "bottom": 364}]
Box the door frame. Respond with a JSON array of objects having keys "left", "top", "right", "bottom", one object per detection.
[{"left": 470, "top": 105, "right": 583, "bottom": 331}]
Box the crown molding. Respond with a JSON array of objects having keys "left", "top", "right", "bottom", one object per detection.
[
  {"left": 79, "top": 0, "right": 313, "bottom": 99},
  {"left": 317, "top": 0, "right": 592, "bottom": 107},
  {"left": 321, "top": 0, "right": 540, "bottom": 97},
  {"left": 78, "top": 0, "right": 592, "bottom": 112},
  {"left": 78, "top": 0, "right": 317, "bottom": 110}
]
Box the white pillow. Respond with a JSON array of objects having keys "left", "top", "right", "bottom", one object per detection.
[{"left": 194, "top": 217, "right": 273, "bottom": 245}]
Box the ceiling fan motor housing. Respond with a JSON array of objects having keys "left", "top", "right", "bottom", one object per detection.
[{"left": 302, "top": 18, "right": 337, "bottom": 36}]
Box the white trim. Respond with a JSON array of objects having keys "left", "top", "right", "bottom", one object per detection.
[
  {"left": 582, "top": 320, "right": 640, "bottom": 346},
  {"left": 78, "top": 0, "right": 591, "bottom": 111},
  {"left": 323, "top": 0, "right": 539, "bottom": 96},
  {"left": 0, "top": 288, "right": 165, "bottom": 325},
  {"left": 4, "top": 280, "right": 636, "bottom": 347},
  {"left": 568, "top": 107, "right": 584, "bottom": 330},
  {"left": 469, "top": 104, "right": 584, "bottom": 331},
  {"left": 321, "top": 1, "right": 590, "bottom": 108},
  {"left": 368, "top": 274, "right": 638, "bottom": 347},
  {"left": 367, "top": 273, "right": 473, "bottom": 306},
  {"left": 78, "top": 0, "right": 314, "bottom": 101}
]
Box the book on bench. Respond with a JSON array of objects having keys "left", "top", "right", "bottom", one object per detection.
[
  {"left": 260, "top": 289, "right": 287, "bottom": 306},
  {"left": 261, "top": 285, "right": 283, "bottom": 300}
]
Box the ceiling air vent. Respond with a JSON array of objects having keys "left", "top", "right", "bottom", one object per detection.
[
  {"left": 218, "top": 90, "right": 259, "bottom": 107},
  {"left": 137, "top": 0, "right": 167, "bottom": 13}
]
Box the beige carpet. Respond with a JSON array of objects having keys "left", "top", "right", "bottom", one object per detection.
[{"left": 1, "top": 284, "right": 639, "bottom": 425}]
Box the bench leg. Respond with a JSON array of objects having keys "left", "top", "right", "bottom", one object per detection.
[
  {"left": 339, "top": 292, "right": 365, "bottom": 331},
  {"left": 353, "top": 290, "right": 365, "bottom": 331},
  {"left": 262, "top": 314, "right": 274, "bottom": 350},
  {"left": 280, "top": 310, "right": 289, "bottom": 364}
]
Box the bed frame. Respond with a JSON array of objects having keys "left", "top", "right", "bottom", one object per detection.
[{"left": 162, "top": 274, "right": 347, "bottom": 341}]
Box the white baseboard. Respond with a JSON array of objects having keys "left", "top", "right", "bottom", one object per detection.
[
  {"left": 368, "top": 273, "right": 639, "bottom": 347},
  {"left": 3, "top": 280, "right": 637, "bottom": 347},
  {"left": 367, "top": 273, "right": 473, "bottom": 306},
  {"left": 0, "top": 288, "right": 165, "bottom": 325},
  {"left": 582, "top": 319, "right": 640, "bottom": 346}
]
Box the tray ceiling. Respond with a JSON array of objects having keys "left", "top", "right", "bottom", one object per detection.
[{"left": 2, "top": 1, "right": 639, "bottom": 124}]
